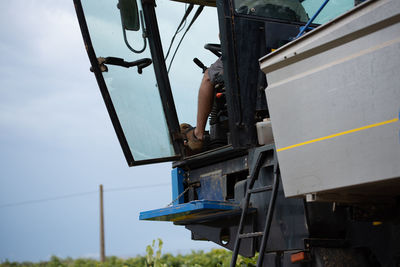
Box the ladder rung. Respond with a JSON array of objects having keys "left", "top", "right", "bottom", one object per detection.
[
  {"left": 249, "top": 185, "right": 272, "bottom": 194},
  {"left": 263, "top": 162, "right": 275, "bottom": 168},
  {"left": 239, "top": 232, "right": 264, "bottom": 239}
]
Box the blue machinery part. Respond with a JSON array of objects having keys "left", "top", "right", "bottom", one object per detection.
[
  {"left": 139, "top": 200, "right": 240, "bottom": 222},
  {"left": 140, "top": 167, "right": 241, "bottom": 223},
  {"left": 296, "top": 0, "right": 330, "bottom": 39},
  {"left": 171, "top": 168, "right": 185, "bottom": 205}
]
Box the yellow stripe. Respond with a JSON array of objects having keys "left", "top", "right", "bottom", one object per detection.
[{"left": 277, "top": 118, "right": 399, "bottom": 152}]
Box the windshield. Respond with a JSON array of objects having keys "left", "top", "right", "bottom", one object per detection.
[
  {"left": 234, "top": 0, "right": 356, "bottom": 24},
  {"left": 156, "top": 3, "right": 219, "bottom": 131}
]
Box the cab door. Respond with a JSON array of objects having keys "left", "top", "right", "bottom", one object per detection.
[{"left": 74, "top": 0, "right": 183, "bottom": 166}]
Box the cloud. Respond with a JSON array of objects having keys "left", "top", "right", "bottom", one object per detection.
[
  {"left": 0, "top": 1, "right": 84, "bottom": 67},
  {"left": 0, "top": 1, "right": 114, "bottom": 148}
]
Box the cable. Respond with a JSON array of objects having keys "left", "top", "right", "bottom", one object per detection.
[
  {"left": 121, "top": 11, "right": 147, "bottom": 53},
  {"left": 105, "top": 183, "right": 170, "bottom": 192},
  {"left": 167, "top": 5, "right": 204, "bottom": 73},
  {"left": 165, "top": 4, "right": 194, "bottom": 60},
  {"left": 0, "top": 183, "right": 170, "bottom": 209},
  {"left": 177, "top": 4, "right": 189, "bottom": 34},
  {"left": 0, "top": 191, "right": 98, "bottom": 209}
]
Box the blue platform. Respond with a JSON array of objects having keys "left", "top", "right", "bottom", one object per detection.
[{"left": 139, "top": 200, "right": 240, "bottom": 222}]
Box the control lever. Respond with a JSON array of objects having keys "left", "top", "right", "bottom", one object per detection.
[
  {"left": 193, "top": 58, "right": 207, "bottom": 73},
  {"left": 91, "top": 57, "right": 152, "bottom": 74}
]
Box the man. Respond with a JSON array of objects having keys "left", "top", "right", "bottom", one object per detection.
[{"left": 181, "top": 58, "right": 223, "bottom": 152}]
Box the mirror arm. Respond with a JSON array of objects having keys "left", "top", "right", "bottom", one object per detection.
[
  {"left": 122, "top": 11, "right": 147, "bottom": 54},
  {"left": 136, "top": 58, "right": 152, "bottom": 74},
  {"left": 91, "top": 57, "right": 152, "bottom": 74}
]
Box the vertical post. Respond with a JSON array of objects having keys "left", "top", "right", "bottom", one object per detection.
[
  {"left": 99, "top": 184, "right": 105, "bottom": 262},
  {"left": 171, "top": 168, "right": 185, "bottom": 205}
]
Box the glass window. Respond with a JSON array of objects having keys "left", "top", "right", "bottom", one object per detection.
[
  {"left": 234, "top": 0, "right": 310, "bottom": 22},
  {"left": 302, "top": 0, "right": 355, "bottom": 24},
  {"left": 234, "top": 0, "right": 355, "bottom": 24},
  {"left": 81, "top": 0, "right": 176, "bottom": 161}
]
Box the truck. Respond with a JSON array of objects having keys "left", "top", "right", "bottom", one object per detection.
[{"left": 73, "top": 0, "right": 400, "bottom": 265}]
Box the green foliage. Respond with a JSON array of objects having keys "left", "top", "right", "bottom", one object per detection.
[
  {"left": 0, "top": 239, "right": 258, "bottom": 267},
  {"left": 145, "top": 238, "right": 165, "bottom": 267}
]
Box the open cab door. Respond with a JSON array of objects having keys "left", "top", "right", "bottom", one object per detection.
[{"left": 74, "top": 0, "right": 183, "bottom": 166}]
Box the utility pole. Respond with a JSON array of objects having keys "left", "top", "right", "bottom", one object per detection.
[{"left": 99, "top": 184, "right": 106, "bottom": 262}]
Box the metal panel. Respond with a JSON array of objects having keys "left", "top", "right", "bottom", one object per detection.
[{"left": 260, "top": 0, "right": 400, "bottom": 198}]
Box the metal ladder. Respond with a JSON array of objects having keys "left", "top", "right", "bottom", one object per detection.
[{"left": 230, "top": 150, "right": 279, "bottom": 267}]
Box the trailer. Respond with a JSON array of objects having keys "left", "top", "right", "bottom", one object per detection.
[{"left": 74, "top": 0, "right": 400, "bottom": 265}]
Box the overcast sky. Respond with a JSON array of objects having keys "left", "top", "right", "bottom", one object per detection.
[{"left": 0, "top": 0, "right": 219, "bottom": 262}]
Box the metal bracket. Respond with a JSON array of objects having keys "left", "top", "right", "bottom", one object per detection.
[{"left": 89, "top": 57, "right": 108, "bottom": 73}]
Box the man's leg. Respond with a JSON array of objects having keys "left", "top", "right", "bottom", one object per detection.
[{"left": 195, "top": 69, "right": 214, "bottom": 140}]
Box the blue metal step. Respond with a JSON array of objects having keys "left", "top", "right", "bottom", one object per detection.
[{"left": 139, "top": 200, "right": 240, "bottom": 222}]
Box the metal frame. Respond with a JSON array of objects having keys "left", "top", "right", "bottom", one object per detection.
[
  {"left": 216, "top": 0, "right": 315, "bottom": 150},
  {"left": 73, "top": 0, "right": 183, "bottom": 166},
  {"left": 171, "top": 168, "right": 185, "bottom": 205},
  {"left": 141, "top": 0, "right": 184, "bottom": 157}
]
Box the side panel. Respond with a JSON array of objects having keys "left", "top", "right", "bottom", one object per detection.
[{"left": 260, "top": 0, "right": 400, "bottom": 198}]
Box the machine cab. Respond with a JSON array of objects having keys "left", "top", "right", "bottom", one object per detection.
[
  {"left": 73, "top": 0, "right": 358, "bottom": 167},
  {"left": 72, "top": 0, "right": 377, "bottom": 263}
]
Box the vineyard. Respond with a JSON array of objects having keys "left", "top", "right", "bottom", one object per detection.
[{"left": 0, "top": 240, "right": 257, "bottom": 267}]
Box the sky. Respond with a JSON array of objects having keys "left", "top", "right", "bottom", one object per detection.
[{"left": 0, "top": 0, "right": 219, "bottom": 262}]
